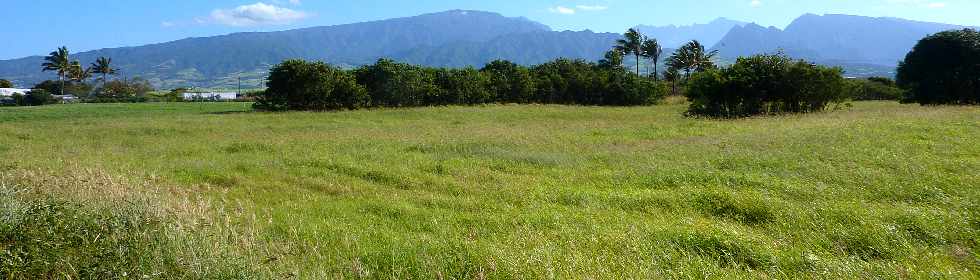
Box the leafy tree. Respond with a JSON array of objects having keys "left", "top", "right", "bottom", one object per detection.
[
  {"left": 0, "top": 79, "right": 13, "bottom": 88},
  {"left": 355, "top": 59, "right": 440, "bottom": 107},
  {"left": 598, "top": 50, "right": 625, "bottom": 71},
  {"left": 32, "top": 80, "right": 92, "bottom": 97},
  {"left": 24, "top": 89, "right": 56, "bottom": 106},
  {"left": 90, "top": 57, "right": 118, "bottom": 87},
  {"left": 897, "top": 29, "right": 980, "bottom": 105},
  {"left": 686, "top": 53, "right": 847, "bottom": 117},
  {"left": 615, "top": 28, "right": 645, "bottom": 75},
  {"left": 91, "top": 78, "right": 153, "bottom": 102},
  {"left": 846, "top": 77, "right": 905, "bottom": 101},
  {"left": 481, "top": 60, "right": 536, "bottom": 103},
  {"left": 41, "top": 46, "right": 71, "bottom": 95},
  {"left": 433, "top": 68, "right": 492, "bottom": 105},
  {"left": 257, "top": 59, "right": 368, "bottom": 111},
  {"left": 641, "top": 38, "right": 663, "bottom": 80}
]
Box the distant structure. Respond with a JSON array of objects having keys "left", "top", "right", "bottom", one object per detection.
[
  {"left": 182, "top": 92, "right": 239, "bottom": 101},
  {"left": 0, "top": 88, "right": 31, "bottom": 97}
]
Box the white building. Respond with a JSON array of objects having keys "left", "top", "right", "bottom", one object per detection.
[
  {"left": 182, "top": 92, "right": 240, "bottom": 101},
  {"left": 0, "top": 88, "right": 31, "bottom": 97}
]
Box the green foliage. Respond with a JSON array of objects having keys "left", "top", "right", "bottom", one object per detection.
[
  {"left": 615, "top": 28, "right": 645, "bottom": 75},
  {"left": 24, "top": 89, "right": 56, "bottom": 106},
  {"left": 481, "top": 60, "right": 537, "bottom": 103},
  {"left": 666, "top": 40, "right": 718, "bottom": 80},
  {"left": 256, "top": 59, "right": 368, "bottom": 111},
  {"left": 846, "top": 77, "right": 905, "bottom": 101},
  {"left": 432, "top": 68, "right": 493, "bottom": 105},
  {"left": 531, "top": 58, "right": 666, "bottom": 105},
  {"left": 90, "top": 78, "right": 154, "bottom": 103},
  {"left": 355, "top": 59, "right": 441, "bottom": 107},
  {"left": 41, "top": 47, "right": 71, "bottom": 89},
  {"left": 0, "top": 79, "right": 13, "bottom": 88},
  {"left": 897, "top": 29, "right": 980, "bottom": 105},
  {"left": 32, "top": 80, "right": 92, "bottom": 97},
  {"left": 686, "top": 53, "right": 848, "bottom": 117}
]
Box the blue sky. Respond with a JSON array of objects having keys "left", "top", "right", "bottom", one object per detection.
[{"left": 2, "top": 0, "right": 976, "bottom": 60}]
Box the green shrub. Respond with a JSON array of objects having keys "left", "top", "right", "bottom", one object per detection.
[
  {"left": 431, "top": 68, "right": 493, "bottom": 105},
  {"left": 0, "top": 79, "right": 13, "bottom": 88},
  {"left": 481, "top": 60, "right": 536, "bottom": 103},
  {"left": 22, "top": 89, "right": 57, "bottom": 106},
  {"left": 32, "top": 80, "right": 92, "bottom": 97},
  {"left": 268, "top": 57, "right": 666, "bottom": 111},
  {"left": 686, "top": 54, "right": 848, "bottom": 117},
  {"left": 355, "top": 59, "right": 441, "bottom": 108},
  {"left": 256, "top": 59, "right": 368, "bottom": 111},
  {"left": 846, "top": 77, "right": 905, "bottom": 101},
  {"left": 897, "top": 29, "right": 980, "bottom": 105},
  {"left": 91, "top": 78, "right": 154, "bottom": 103}
]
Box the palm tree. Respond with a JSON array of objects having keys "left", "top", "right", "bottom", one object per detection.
[
  {"left": 90, "top": 56, "right": 118, "bottom": 87},
  {"left": 685, "top": 40, "right": 718, "bottom": 73},
  {"left": 641, "top": 38, "right": 663, "bottom": 80},
  {"left": 666, "top": 40, "right": 719, "bottom": 80},
  {"left": 41, "top": 46, "right": 71, "bottom": 95},
  {"left": 68, "top": 60, "right": 91, "bottom": 83},
  {"left": 614, "top": 28, "right": 644, "bottom": 75}
]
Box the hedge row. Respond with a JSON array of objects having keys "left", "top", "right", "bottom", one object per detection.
[{"left": 254, "top": 58, "right": 668, "bottom": 111}]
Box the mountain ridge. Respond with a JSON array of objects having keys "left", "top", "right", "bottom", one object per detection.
[{"left": 0, "top": 11, "right": 974, "bottom": 89}]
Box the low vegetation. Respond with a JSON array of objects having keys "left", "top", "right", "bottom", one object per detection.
[
  {"left": 685, "top": 53, "right": 848, "bottom": 117},
  {"left": 846, "top": 77, "right": 905, "bottom": 101},
  {"left": 256, "top": 58, "right": 667, "bottom": 111},
  {"left": 1, "top": 102, "right": 977, "bottom": 278}
]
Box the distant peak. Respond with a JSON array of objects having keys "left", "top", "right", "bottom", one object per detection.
[{"left": 422, "top": 9, "right": 500, "bottom": 17}]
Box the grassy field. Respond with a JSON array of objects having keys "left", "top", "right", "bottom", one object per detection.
[{"left": 1, "top": 101, "right": 978, "bottom": 279}]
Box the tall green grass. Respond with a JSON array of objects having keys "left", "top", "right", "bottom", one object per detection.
[{"left": 1, "top": 102, "right": 978, "bottom": 278}]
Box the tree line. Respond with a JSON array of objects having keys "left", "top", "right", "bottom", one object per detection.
[
  {"left": 0, "top": 46, "right": 161, "bottom": 106},
  {"left": 255, "top": 57, "right": 668, "bottom": 111}
]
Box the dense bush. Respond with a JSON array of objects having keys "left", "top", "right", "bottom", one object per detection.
[
  {"left": 260, "top": 58, "right": 667, "bottom": 111},
  {"left": 531, "top": 58, "right": 665, "bottom": 105},
  {"left": 354, "top": 59, "right": 440, "bottom": 108},
  {"left": 481, "top": 60, "right": 536, "bottom": 103},
  {"left": 897, "top": 29, "right": 980, "bottom": 105},
  {"left": 846, "top": 77, "right": 905, "bottom": 101},
  {"left": 255, "top": 59, "right": 368, "bottom": 111},
  {"left": 432, "top": 68, "right": 492, "bottom": 105},
  {"left": 89, "top": 78, "right": 154, "bottom": 103},
  {"left": 32, "top": 80, "right": 92, "bottom": 97},
  {"left": 0, "top": 79, "right": 13, "bottom": 88},
  {"left": 686, "top": 54, "right": 848, "bottom": 117}
]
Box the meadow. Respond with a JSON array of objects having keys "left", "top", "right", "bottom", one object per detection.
[{"left": 1, "top": 100, "right": 978, "bottom": 279}]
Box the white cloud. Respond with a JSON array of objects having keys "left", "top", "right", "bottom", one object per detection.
[
  {"left": 576, "top": 5, "right": 608, "bottom": 11},
  {"left": 750, "top": 0, "right": 762, "bottom": 7},
  {"left": 927, "top": 2, "right": 947, "bottom": 8},
  {"left": 549, "top": 6, "right": 576, "bottom": 15},
  {"left": 289, "top": 0, "right": 301, "bottom": 5},
  {"left": 161, "top": 21, "right": 176, "bottom": 28},
  {"left": 209, "top": 2, "right": 310, "bottom": 27}
]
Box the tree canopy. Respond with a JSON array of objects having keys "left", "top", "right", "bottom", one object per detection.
[{"left": 897, "top": 28, "right": 980, "bottom": 105}]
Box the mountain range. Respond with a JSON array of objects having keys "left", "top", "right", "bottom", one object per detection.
[
  {"left": 712, "top": 14, "right": 970, "bottom": 76},
  {"left": 635, "top": 18, "right": 748, "bottom": 49},
  {"left": 0, "top": 10, "right": 972, "bottom": 89}
]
